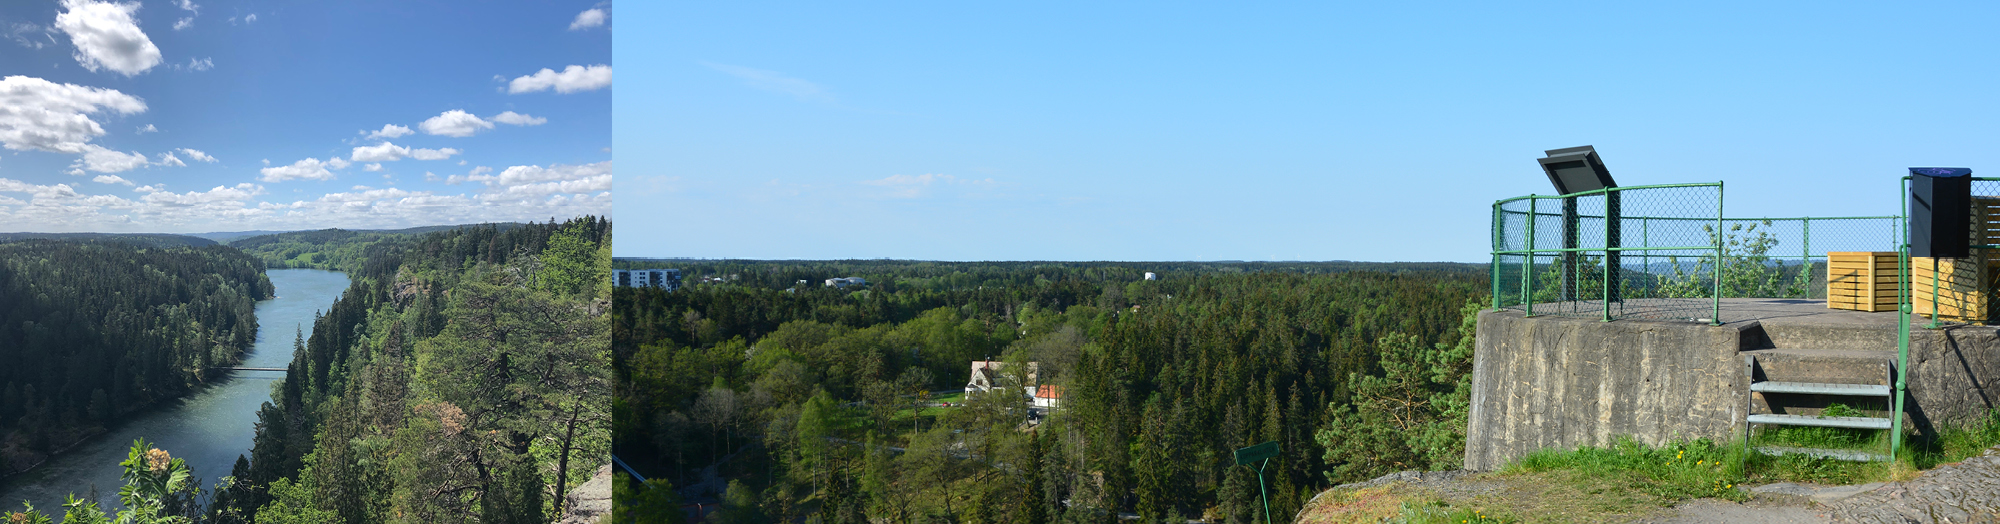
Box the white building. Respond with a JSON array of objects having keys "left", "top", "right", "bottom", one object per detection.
[
  {"left": 824, "top": 276, "right": 868, "bottom": 288},
  {"left": 613, "top": 269, "right": 681, "bottom": 290},
  {"left": 1144, "top": 272, "right": 1158, "bottom": 280}
]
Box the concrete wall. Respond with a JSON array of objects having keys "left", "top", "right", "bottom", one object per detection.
[
  {"left": 1465, "top": 307, "right": 2000, "bottom": 471},
  {"left": 1464, "top": 310, "right": 1755, "bottom": 471}
]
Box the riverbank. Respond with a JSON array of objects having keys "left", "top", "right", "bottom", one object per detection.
[{"left": 0, "top": 269, "right": 349, "bottom": 511}]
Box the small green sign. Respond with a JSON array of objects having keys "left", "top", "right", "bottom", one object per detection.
[{"left": 1234, "top": 440, "right": 1280, "bottom": 465}]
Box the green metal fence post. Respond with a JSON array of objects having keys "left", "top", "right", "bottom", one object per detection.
[
  {"left": 1802, "top": 217, "right": 1811, "bottom": 296},
  {"left": 1604, "top": 191, "right": 1614, "bottom": 321},
  {"left": 1714, "top": 182, "right": 1725, "bottom": 325},
  {"left": 1894, "top": 175, "right": 1910, "bottom": 462},
  {"left": 1493, "top": 202, "right": 1503, "bottom": 310},
  {"left": 1525, "top": 198, "right": 1537, "bottom": 317},
  {"left": 1643, "top": 217, "right": 1651, "bottom": 299}
]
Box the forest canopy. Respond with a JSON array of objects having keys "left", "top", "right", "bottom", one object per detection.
[
  {"left": 0, "top": 240, "right": 272, "bottom": 479},
  {"left": 615, "top": 260, "right": 1486, "bottom": 523}
]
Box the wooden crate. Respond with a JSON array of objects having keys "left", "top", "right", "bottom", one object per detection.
[
  {"left": 1912, "top": 257, "right": 1999, "bottom": 322},
  {"left": 1828, "top": 251, "right": 1901, "bottom": 312},
  {"left": 1910, "top": 196, "right": 2000, "bottom": 322}
]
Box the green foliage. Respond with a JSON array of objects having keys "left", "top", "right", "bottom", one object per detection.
[
  {"left": 0, "top": 241, "right": 270, "bottom": 473},
  {"left": 212, "top": 216, "right": 610, "bottom": 523},
  {"left": 1504, "top": 437, "right": 1748, "bottom": 503},
  {"left": 615, "top": 259, "right": 1487, "bottom": 520},
  {"left": 610, "top": 473, "right": 681, "bottom": 524},
  {"left": 1316, "top": 300, "right": 1480, "bottom": 483},
  {"left": 1653, "top": 221, "right": 1812, "bottom": 299},
  {"left": 8, "top": 439, "right": 218, "bottom": 524}
]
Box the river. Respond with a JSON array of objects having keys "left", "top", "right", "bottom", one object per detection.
[{"left": 0, "top": 269, "right": 350, "bottom": 512}]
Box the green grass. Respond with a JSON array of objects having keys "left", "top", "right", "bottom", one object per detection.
[{"left": 1503, "top": 437, "right": 1749, "bottom": 503}]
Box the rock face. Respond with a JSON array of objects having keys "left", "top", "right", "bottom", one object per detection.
[
  {"left": 557, "top": 464, "right": 613, "bottom": 524},
  {"left": 1826, "top": 447, "right": 2000, "bottom": 523}
]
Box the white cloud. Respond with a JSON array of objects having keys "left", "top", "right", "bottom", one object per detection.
[
  {"left": 135, "top": 123, "right": 156, "bottom": 133},
  {"left": 55, "top": 0, "right": 163, "bottom": 76},
  {"left": 259, "top": 157, "right": 336, "bottom": 182},
  {"left": 445, "top": 166, "right": 493, "bottom": 184},
  {"left": 363, "top": 163, "right": 382, "bottom": 172},
  {"left": 177, "top": 148, "right": 215, "bottom": 162},
  {"left": 409, "top": 147, "right": 459, "bottom": 160},
  {"left": 702, "top": 62, "right": 830, "bottom": 102},
  {"left": 71, "top": 144, "right": 149, "bottom": 174},
  {"left": 350, "top": 141, "right": 459, "bottom": 162},
  {"left": 507, "top": 64, "right": 612, "bottom": 94},
  {"left": 491, "top": 111, "right": 546, "bottom": 126},
  {"left": 350, "top": 142, "right": 407, "bottom": 162},
  {"left": 244, "top": 13, "right": 257, "bottom": 23},
  {"left": 156, "top": 151, "right": 183, "bottom": 166},
  {"left": 132, "top": 183, "right": 161, "bottom": 193},
  {"left": 173, "top": 18, "right": 192, "bottom": 31},
  {"left": 175, "top": 0, "right": 198, "bottom": 13},
  {"left": 568, "top": 8, "right": 606, "bottom": 30},
  {"left": 7, "top": 22, "right": 50, "bottom": 50},
  {"left": 860, "top": 173, "right": 997, "bottom": 198},
  {"left": 364, "top": 124, "right": 412, "bottom": 139},
  {"left": 327, "top": 157, "right": 351, "bottom": 170},
  {"left": 140, "top": 182, "right": 261, "bottom": 206},
  {"left": 92, "top": 174, "right": 133, "bottom": 185},
  {"left": 0, "top": 76, "right": 147, "bottom": 154},
  {"left": 419, "top": 110, "right": 494, "bottom": 137},
  {"left": 178, "top": 57, "right": 212, "bottom": 72}
]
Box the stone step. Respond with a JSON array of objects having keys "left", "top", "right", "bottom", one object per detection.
[
  {"left": 1747, "top": 414, "right": 1893, "bottom": 430},
  {"left": 1742, "top": 348, "right": 1892, "bottom": 385},
  {"left": 1752, "top": 445, "right": 1890, "bottom": 462},
  {"left": 1750, "top": 381, "right": 1892, "bottom": 397}
]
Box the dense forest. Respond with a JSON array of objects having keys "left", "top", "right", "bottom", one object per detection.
[
  {"left": 229, "top": 223, "right": 528, "bottom": 273},
  {"left": 614, "top": 260, "right": 1486, "bottom": 523},
  {"left": 193, "top": 217, "right": 612, "bottom": 523},
  {"left": 0, "top": 241, "right": 272, "bottom": 478}
]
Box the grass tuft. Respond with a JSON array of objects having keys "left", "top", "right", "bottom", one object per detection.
[{"left": 1503, "top": 437, "right": 1747, "bottom": 503}]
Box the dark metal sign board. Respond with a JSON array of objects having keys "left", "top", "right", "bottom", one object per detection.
[{"left": 1235, "top": 440, "right": 1280, "bottom": 465}]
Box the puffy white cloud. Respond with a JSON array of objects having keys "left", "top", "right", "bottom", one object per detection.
[
  {"left": 350, "top": 142, "right": 406, "bottom": 162},
  {"left": 93, "top": 174, "right": 133, "bottom": 185},
  {"left": 351, "top": 141, "right": 460, "bottom": 162},
  {"left": 364, "top": 124, "right": 412, "bottom": 139},
  {"left": 141, "top": 182, "right": 261, "bottom": 206},
  {"left": 175, "top": 0, "right": 198, "bottom": 13},
  {"left": 71, "top": 144, "right": 149, "bottom": 173},
  {"left": 445, "top": 166, "right": 493, "bottom": 185},
  {"left": 173, "top": 18, "right": 192, "bottom": 30},
  {"left": 135, "top": 123, "right": 156, "bottom": 133},
  {"left": 568, "top": 8, "right": 606, "bottom": 30},
  {"left": 259, "top": 157, "right": 336, "bottom": 182},
  {"left": 409, "top": 147, "right": 459, "bottom": 160},
  {"left": 507, "top": 64, "right": 611, "bottom": 94},
  {"left": 327, "top": 157, "right": 351, "bottom": 170},
  {"left": 363, "top": 163, "right": 382, "bottom": 172},
  {"left": 418, "top": 110, "right": 493, "bottom": 137},
  {"left": 491, "top": 111, "right": 546, "bottom": 126},
  {"left": 0, "top": 75, "right": 147, "bottom": 154},
  {"left": 244, "top": 14, "right": 257, "bottom": 23},
  {"left": 177, "top": 148, "right": 215, "bottom": 162},
  {"left": 177, "top": 57, "right": 212, "bottom": 72},
  {"left": 156, "top": 151, "right": 184, "bottom": 166},
  {"left": 457, "top": 161, "right": 611, "bottom": 198},
  {"left": 54, "top": 0, "right": 163, "bottom": 76}
]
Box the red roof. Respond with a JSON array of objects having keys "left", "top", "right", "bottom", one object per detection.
[{"left": 1036, "top": 385, "right": 1065, "bottom": 399}]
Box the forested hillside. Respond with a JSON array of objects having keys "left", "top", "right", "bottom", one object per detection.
[
  {"left": 614, "top": 261, "right": 1486, "bottom": 523},
  {"left": 192, "top": 217, "right": 612, "bottom": 523},
  {"left": 0, "top": 241, "right": 272, "bottom": 478},
  {"left": 229, "top": 223, "right": 527, "bottom": 273}
]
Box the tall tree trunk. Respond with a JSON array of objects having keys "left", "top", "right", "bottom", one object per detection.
[{"left": 552, "top": 395, "right": 583, "bottom": 517}]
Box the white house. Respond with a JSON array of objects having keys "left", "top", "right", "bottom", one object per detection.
[
  {"left": 1144, "top": 272, "right": 1157, "bottom": 281},
  {"left": 824, "top": 277, "right": 868, "bottom": 288}
]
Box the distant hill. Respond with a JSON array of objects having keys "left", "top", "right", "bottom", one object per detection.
[
  {"left": 0, "top": 233, "right": 217, "bottom": 248},
  {"left": 229, "top": 222, "right": 530, "bottom": 271},
  {"left": 187, "top": 230, "right": 296, "bottom": 243}
]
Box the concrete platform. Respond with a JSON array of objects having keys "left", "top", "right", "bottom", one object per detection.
[{"left": 1466, "top": 300, "right": 2000, "bottom": 471}]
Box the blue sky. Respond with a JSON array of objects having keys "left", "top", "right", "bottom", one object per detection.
[
  {"left": 0, "top": 0, "right": 611, "bottom": 233},
  {"left": 617, "top": 2, "right": 2000, "bottom": 262}
]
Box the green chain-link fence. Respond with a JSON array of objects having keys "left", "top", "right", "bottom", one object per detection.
[{"left": 1492, "top": 182, "right": 1903, "bottom": 323}]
